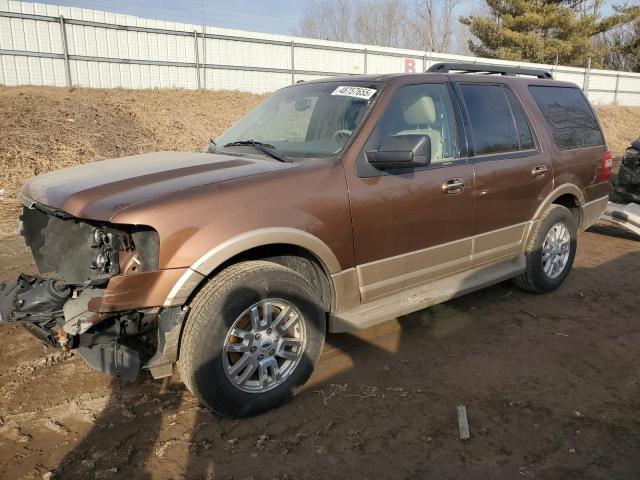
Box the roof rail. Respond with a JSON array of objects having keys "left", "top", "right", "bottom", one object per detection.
[{"left": 426, "top": 62, "right": 553, "bottom": 79}]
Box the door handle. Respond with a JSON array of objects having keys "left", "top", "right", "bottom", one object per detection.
[
  {"left": 532, "top": 165, "right": 548, "bottom": 178},
  {"left": 442, "top": 178, "right": 465, "bottom": 195}
]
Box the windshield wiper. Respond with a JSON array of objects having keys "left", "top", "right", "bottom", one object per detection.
[{"left": 223, "top": 140, "right": 291, "bottom": 163}]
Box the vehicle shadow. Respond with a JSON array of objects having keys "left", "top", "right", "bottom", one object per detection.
[
  {"left": 587, "top": 222, "right": 640, "bottom": 242},
  {"left": 54, "top": 249, "right": 640, "bottom": 479},
  {"left": 54, "top": 376, "right": 186, "bottom": 479}
]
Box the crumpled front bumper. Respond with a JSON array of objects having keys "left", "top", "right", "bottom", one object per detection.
[
  {"left": 0, "top": 273, "right": 151, "bottom": 382},
  {"left": 0, "top": 274, "right": 70, "bottom": 324},
  {"left": 0, "top": 275, "right": 72, "bottom": 349}
]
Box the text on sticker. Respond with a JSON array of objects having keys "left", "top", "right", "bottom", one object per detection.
[{"left": 331, "top": 86, "right": 377, "bottom": 100}]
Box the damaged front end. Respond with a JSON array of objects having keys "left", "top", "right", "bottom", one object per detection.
[
  {"left": 611, "top": 138, "right": 640, "bottom": 203},
  {"left": 0, "top": 203, "right": 178, "bottom": 382}
]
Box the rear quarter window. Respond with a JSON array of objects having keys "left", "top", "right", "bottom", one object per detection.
[{"left": 529, "top": 86, "right": 605, "bottom": 150}]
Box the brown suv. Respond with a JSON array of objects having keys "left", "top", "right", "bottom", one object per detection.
[{"left": 0, "top": 63, "right": 611, "bottom": 416}]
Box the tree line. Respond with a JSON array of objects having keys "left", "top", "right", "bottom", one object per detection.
[{"left": 294, "top": 0, "right": 640, "bottom": 71}]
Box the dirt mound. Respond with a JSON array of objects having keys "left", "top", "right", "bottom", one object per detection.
[
  {"left": 0, "top": 86, "right": 638, "bottom": 236},
  {"left": 0, "top": 86, "right": 265, "bottom": 235},
  {"left": 594, "top": 105, "right": 640, "bottom": 160}
]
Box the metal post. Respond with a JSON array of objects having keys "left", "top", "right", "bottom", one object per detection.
[
  {"left": 583, "top": 57, "right": 591, "bottom": 93},
  {"left": 59, "top": 15, "right": 72, "bottom": 87},
  {"left": 193, "top": 30, "right": 200, "bottom": 89},
  {"left": 202, "top": 24, "right": 207, "bottom": 89},
  {"left": 290, "top": 41, "right": 295, "bottom": 84},
  {"left": 614, "top": 73, "right": 620, "bottom": 104},
  {"left": 363, "top": 48, "right": 367, "bottom": 74}
]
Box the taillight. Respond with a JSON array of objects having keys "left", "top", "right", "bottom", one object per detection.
[{"left": 599, "top": 150, "right": 613, "bottom": 182}]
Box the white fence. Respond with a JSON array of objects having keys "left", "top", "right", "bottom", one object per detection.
[{"left": 1, "top": 0, "right": 640, "bottom": 105}]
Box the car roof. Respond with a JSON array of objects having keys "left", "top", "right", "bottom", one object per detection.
[{"left": 297, "top": 72, "right": 577, "bottom": 89}]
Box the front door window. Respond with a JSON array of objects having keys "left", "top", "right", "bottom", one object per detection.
[{"left": 366, "top": 83, "right": 459, "bottom": 165}]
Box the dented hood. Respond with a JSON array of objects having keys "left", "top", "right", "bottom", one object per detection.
[{"left": 20, "top": 151, "right": 295, "bottom": 221}]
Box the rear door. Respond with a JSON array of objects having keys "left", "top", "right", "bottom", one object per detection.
[{"left": 455, "top": 82, "right": 553, "bottom": 265}]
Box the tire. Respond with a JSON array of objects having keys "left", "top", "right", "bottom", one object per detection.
[
  {"left": 178, "top": 260, "right": 326, "bottom": 417},
  {"left": 513, "top": 205, "right": 578, "bottom": 294}
]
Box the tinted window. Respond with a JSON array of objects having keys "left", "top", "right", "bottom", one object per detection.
[
  {"left": 366, "top": 83, "right": 458, "bottom": 164},
  {"left": 529, "top": 86, "right": 604, "bottom": 150},
  {"left": 459, "top": 84, "right": 534, "bottom": 156},
  {"left": 504, "top": 88, "right": 535, "bottom": 150}
]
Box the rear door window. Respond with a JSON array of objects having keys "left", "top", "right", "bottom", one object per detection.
[
  {"left": 458, "top": 84, "right": 535, "bottom": 156},
  {"left": 529, "top": 86, "right": 604, "bottom": 150}
]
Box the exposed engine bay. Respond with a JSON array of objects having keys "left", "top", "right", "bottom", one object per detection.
[{"left": 0, "top": 204, "right": 177, "bottom": 382}]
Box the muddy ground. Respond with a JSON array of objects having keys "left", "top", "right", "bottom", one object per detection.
[{"left": 0, "top": 222, "right": 639, "bottom": 480}]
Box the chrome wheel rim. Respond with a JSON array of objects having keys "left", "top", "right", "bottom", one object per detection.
[
  {"left": 222, "top": 299, "right": 306, "bottom": 393},
  {"left": 542, "top": 222, "right": 571, "bottom": 279}
]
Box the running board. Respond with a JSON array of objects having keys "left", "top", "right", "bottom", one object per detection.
[
  {"left": 601, "top": 202, "right": 640, "bottom": 236},
  {"left": 329, "top": 255, "right": 525, "bottom": 333}
]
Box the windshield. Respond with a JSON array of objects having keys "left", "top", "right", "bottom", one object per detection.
[{"left": 216, "top": 81, "right": 382, "bottom": 158}]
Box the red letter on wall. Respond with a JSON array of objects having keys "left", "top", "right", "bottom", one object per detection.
[{"left": 405, "top": 58, "right": 416, "bottom": 73}]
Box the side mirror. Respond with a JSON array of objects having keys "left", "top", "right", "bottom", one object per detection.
[{"left": 366, "top": 135, "right": 431, "bottom": 170}]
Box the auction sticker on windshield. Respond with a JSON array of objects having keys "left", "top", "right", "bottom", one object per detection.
[{"left": 331, "top": 86, "right": 377, "bottom": 100}]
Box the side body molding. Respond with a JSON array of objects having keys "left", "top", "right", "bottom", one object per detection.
[{"left": 163, "top": 228, "right": 342, "bottom": 307}]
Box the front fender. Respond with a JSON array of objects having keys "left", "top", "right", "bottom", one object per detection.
[
  {"left": 110, "top": 160, "right": 353, "bottom": 308},
  {"left": 163, "top": 227, "right": 342, "bottom": 307}
]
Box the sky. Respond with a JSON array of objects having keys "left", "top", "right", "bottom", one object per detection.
[
  {"left": 36, "top": 0, "right": 312, "bottom": 35},
  {"left": 33, "top": 0, "right": 616, "bottom": 37},
  {"left": 34, "top": 0, "right": 480, "bottom": 36}
]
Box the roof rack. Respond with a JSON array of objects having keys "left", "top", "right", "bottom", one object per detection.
[{"left": 426, "top": 62, "right": 553, "bottom": 79}]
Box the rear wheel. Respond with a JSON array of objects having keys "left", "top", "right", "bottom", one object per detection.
[
  {"left": 178, "top": 261, "right": 326, "bottom": 417},
  {"left": 514, "top": 205, "right": 578, "bottom": 294}
]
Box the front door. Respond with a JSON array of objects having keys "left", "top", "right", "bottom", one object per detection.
[{"left": 344, "top": 82, "right": 476, "bottom": 302}]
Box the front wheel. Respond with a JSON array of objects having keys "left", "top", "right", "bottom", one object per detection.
[
  {"left": 514, "top": 205, "right": 578, "bottom": 294},
  {"left": 178, "top": 261, "right": 326, "bottom": 417}
]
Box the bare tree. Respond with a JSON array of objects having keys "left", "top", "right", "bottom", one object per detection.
[
  {"left": 294, "top": 0, "right": 352, "bottom": 42},
  {"left": 293, "top": 0, "right": 465, "bottom": 54},
  {"left": 352, "top": 0, "right": 409, "bottom": 47},
  {"left": 454, "top": 19, "right": 473, "bottom": 56}
]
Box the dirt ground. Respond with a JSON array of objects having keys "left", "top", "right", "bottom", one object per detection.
[
  {"left": 1, "top": 86, "right": 640, "bottom": 479},
  {"left": 0, "top": 223, "right": 639, "bottom": 479}
]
